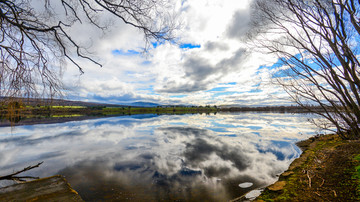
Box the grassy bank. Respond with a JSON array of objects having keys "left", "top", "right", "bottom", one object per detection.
[
  {"left": 255, "top": 134, "right": 360, "bottom": 201},
  {"left": 102, "top": 106, "right": 218, "bottom": 115},
  {"left": 0, "top": 105, "right": 219, "bottom": 116},
  {"left": 0, "top": 105, "right": 220, "bottom": 126}
]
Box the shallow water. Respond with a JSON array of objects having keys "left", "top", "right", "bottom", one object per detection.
[{"left": 0, "top": 112, "right": 320, "bottom": 201}]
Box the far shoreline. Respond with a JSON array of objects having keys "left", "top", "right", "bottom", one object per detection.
[{"left": 0, "top": 108, "right": 318, "bottom": 128}]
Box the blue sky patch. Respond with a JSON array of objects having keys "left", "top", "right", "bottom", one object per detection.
[
  {"left": 179, "top": 43, "right": 201, "bottom": 49},
  {"left": 112, "top": 49, "right": 140, "bottom": 56},
  {"left": 207, "top": 87, "right": 229, "bottom": 92},
  {"left": 151, "top": 41, "right": 165, "bottom": 48},
  {"left": 258, "top": 58, "right": 285, "bottom": 71},
  {"left": 219, "top": 134, "right": 237, "bottom": 137},
  {"left": 136, "top": 86, "right": 160, "bottom": 96},
  {"left": 211, "top": 123, "right": 236, "bottom": 128},
  {"left": 170, "top": 95, "right": 188, "bottom": 98},
  {"left": 141, "top": 60, "right": 152, "bottom": 65},
  {"left": 138, "top": 86, "right": 154, "bottom": 92},
  {"left": 260, "top": 53, "right": 345, "bottom": 80},
  {"left": 247, "top": 126, "right": 263, "bottom": 130},
  {"left": 249, "top": 88, "right": 262, "bottom": 93},
  {"left": 125, "top": 71, "right": 136, "bottom": 75},
  {"left": 170, "top": 122, "right": 187, "bottom": 126},
  {"left": 252, "top": 132, "right": 261, "bottom": 136},
  {"left": 207, "top": 127, "right": 228, "bottom": 132}
]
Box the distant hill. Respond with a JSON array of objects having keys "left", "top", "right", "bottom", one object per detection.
[
  {"left": 128, "top": 102, "right": 160, "bottom": 107},
  {"left": 0, "top": 97, "right": 163, "bottom": 108},
  {"left": 0, "top": 97, "right": 125, "bottom": 107}
]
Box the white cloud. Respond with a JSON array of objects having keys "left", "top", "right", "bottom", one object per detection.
[{"left": 59, "top": 0, "right": 291, "bottom": 106}]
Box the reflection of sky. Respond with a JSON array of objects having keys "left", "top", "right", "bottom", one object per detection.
[{"left": 0, "top": 113, "right": 320, "bottom": 201}]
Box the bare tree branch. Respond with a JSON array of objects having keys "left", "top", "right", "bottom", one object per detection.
[
  {"left": 249, "top": 0, "right": 360, "bottom": 139},
  {"left": 0, "top": 0, "right": 177, "bottom": 100},
  {"left": 0, "top": 161, "right": 43, "bottom": 181}
]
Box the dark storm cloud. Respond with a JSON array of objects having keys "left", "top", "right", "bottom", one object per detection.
[
  {"left": 57, "top": 154, "right": 218, "bottom": 201},
  {"left": 158, "top": 80, "right": 212, "bottom": 93},
  {"left": 54, "top": 129, "right": 254, "bottom": 201},
  {"left": 204, "top": 41, "right": 230, "bottom": 52},
  {"left": 159, "top": 127, "right": 209, "bottom": 138},
  {"left": 184, "top": 57, "right": 214, "bottom": 79},
  {"left": 158, "top": 48, "right": 247, "bottom": 93},
  {"left": 38, "top": 151, "right": 66, "bottom": 160},
  {"left": 184, "top": 48, "right": 246, "bottom": 80},
  {"left": 156, "top": 5, "right": 277, "bottom": 95},
  {"left": 204, "top": 166, "right": 231, "bottom": 178},
  {"left": 114, "top": 161, "right": 145, "bottom": 171},
  {"left": 184, "top": 138, "right": 218, "bottom": 162},
  {"left": 158, "top": 126, "right": 251, "bottom": 172},
  {"left": 226, "top": 10, "right": 251, "bottom": 39},
  {"left": 216, "top": 48, "right": 247, "bottom": 68},
  {"left": 245, "top": 0, "right": 286, "bottom": 40},
  {"left": 183, "top": 138, "right": 250, "bottom": 171}
]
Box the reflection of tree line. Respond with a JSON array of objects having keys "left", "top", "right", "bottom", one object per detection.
[
  {"left": 0, "top": 100, "right": 332, "bottom": 123},
  {"left": 0, "top": 101, "right": 219, "bottom": 125},
  {"left": 221, "top": 105, "right": 330, "bottom": 113},
  {"left": 1, "top": 101, "right": 326, "bottom": 116},
  {"left": 0, "top": 100, "right": 330, "bottom": 126}
]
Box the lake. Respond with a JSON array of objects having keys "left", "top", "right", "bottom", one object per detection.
[{"left": 0, "top": 112, "right": 321, "bottom": 201}]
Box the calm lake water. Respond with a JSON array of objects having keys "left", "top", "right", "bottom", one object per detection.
[{"left": 0, "top": 112, "right": 321, "bottom": 201}]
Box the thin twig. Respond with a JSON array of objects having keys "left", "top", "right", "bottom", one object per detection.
[
  {"left": 332, "top": 190, "right": 337, "bottom": 197},
  {"left": 306, "top": 170, "right": 312, "bottom": 188},
  {"left": 0, "top": 162, "right": 43, "bottom": 181}
]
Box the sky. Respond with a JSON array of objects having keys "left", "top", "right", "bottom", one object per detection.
[{"left": 61, "top": 0, "right": 291, "bottom": 106}]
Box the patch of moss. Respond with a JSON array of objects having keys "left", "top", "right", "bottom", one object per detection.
[
  {"left": 256, "top": 172, "right": 302, "bottom": 201},
  {"left": 256, "top": 134, "right": 360, "bottom": 201},
  {"left": 353, "top": 154, "right": 360, "bottom": 199}
]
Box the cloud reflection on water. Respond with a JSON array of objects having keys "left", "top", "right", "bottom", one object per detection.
[{"left": 0, "top": 112, "right": 319, "bottom": 201}]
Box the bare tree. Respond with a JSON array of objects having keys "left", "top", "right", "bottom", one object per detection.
[
  {"left": 250, "top": 0, "right": 360, "bottom": 139},
  {"left": 0, "top": 0, "right": 176, "bottom": 100}
]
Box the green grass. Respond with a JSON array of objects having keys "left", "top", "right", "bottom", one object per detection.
[
  {"left": 51, "top": 106, "right": 86, "bottom": 109},
  {"left": 353, "top": 154, "right": 360, "bottom": 199},
  {"left": 51, "top": 114, "right": 83, "bottom": 118}
]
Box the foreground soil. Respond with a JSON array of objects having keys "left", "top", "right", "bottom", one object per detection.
[{"left": 256, "top": 134, "right": 360, "bottom": 201}]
